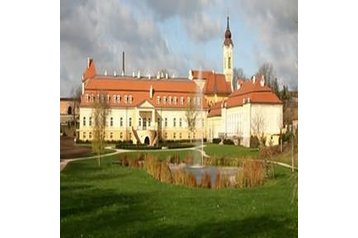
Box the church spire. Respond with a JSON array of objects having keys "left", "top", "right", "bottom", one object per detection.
[{"left": 224, "top": 16, "right": 233, "bottom": 46}]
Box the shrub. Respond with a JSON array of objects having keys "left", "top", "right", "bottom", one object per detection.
[
  {"left": 250, "top": 136, "right": 260, "bottom": 148},
  {"left": 184, "top": 155, "right": 194, "bottom": 165},
  {"left": 236, "top": 159, "right": 266, "bottom": 188},
  {"left": 215, "top": 172, "right": 230, "bottom": 189},
  {"left": 223, "top": 139, "right": 235, "bottom": 145},
  {"left": 169, "top": 154, "right": 180, "bottom": 164},
  {"left": 160, "top": 162, "right": 172, "bottom": 183},
  {"left": 200, "top": 172, "right": 211, "bottom": 188}
]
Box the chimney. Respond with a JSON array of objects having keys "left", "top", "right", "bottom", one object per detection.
[
  {"left": 165, "top": 73, "right": 168, "bottom": 79},
  {"left": 149, "top": 85, "right": 153, "bottom": 98},
  {"left": 122, "top": 51, "right": 125, "bottom": 75},
  {"left": 104, "top": 70, "right": 107, "bottom": 76},
  {"left": 157, "top": 72, "right": 160, "bottom": 79},
  {"left": 114, "top": 71, "right": 117, "bottom": 76},
  {"left": 252, "top": 75, "right": 256, "bottom": 84},
  {"left": 137, "top": 71, "right": 141, "bottom": 78},
  {"left": 87, "top": 57, "right": 93, "bottom": 69},
  {"left": 132, "top": 72, "right": 135, "bottom": 77}
]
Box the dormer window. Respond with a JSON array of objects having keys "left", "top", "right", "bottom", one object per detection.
[
  {"left": 157, "top": 96, "right": 161, "bottom": 104},
  {"left": 174, "top": 96, "right": 177, "bottom": 105},
  {"left": 124, "top": 95, "right": 128, "bottom": 104},
  {"left": 163, "top": 96, "right": 167, "bottom": 104},
  {"left": 129, "top": 95, "right": 133, "bottom": 104},
  {"left": 180, "top": 96, "right": 184, "bottom": 105},
  {"left": 169, "top": 96, "right": 172, "bottom": 104}
]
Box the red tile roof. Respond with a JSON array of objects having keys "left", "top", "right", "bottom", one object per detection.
[
  {"left": 81, "top": 76, "right": 209, "bottom": 110},
  {"left": 207, "top": 101, "right": 223, "bottom": 117},
  {"left": 82, "top": 59, "right": 96, "bottom": 81},
  {"left": 190, "top": 70, "right": 232, "bottom": 95},
  {"left": 226, "top": 77, "right": 282, "bottom": 108}
]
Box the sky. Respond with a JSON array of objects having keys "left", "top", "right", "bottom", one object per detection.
[{"left": 61, "top": 0, "right": 298, "bottom": 97}]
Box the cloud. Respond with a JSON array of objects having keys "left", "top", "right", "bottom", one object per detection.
[
  {"left": 132, "top": 0, "right": 221, "bottom": 43},
  {"left": 61, "top": 0, "right": 188, "bottom": 96},
  {"left": 236, "top": 0, "right": 298, "bottom": 89}
]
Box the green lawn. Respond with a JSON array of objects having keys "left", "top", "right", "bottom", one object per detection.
[
  {"left": 61, "top": 149, "right": 298, "bottom": 237},
  {"left": 204, "top": 143, "right": 259, "bottom": 158}
]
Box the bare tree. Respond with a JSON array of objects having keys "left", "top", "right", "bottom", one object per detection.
[
  {"left": 233, "top": 67, "right": 247, "bottom": 90},
  {"left": 258, "top": 62, "right": 275, "bottom": 88},
  {"left": 185, "top": 98, "right": 197, "bottom": 143},
  {"left": 71, "top": 85, "right": 82, "bottom": 138},
  {"left": 91, "top": 91, "right": 110, "bottom": 167},
  {"left": 251, "top": 111, "right": 266, "bottom": 146}
]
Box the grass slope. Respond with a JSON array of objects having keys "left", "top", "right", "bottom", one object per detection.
[{"left": 61, "top": 150, "right": 297, "bottom": 237}]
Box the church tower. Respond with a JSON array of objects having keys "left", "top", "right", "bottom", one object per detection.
[{"left": 223, "top": 16, "right": 234, "bottom": 91}]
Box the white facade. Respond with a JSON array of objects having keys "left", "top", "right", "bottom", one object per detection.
[{"left": 208, "top": 102, "right": 283, "bottom": 147}]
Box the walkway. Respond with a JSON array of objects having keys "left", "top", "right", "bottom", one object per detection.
[
  {"left": 60, "top": 145, "right": 296, "bottom": 172},
  {"left": 60, "top": 145, "right": 206, "bottom": 172}
]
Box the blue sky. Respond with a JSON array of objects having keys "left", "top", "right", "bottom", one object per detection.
[{"left": 61, "top": 0, "right": 297, "bottom": 96}]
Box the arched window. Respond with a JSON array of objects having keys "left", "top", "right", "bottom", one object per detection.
[{"left": 67, "top": 106, "right": 72, "bottom": 115}]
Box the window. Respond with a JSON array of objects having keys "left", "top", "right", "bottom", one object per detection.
[
  {"left": 179, "top": 118, "right": 182, "bottom": 127},
  {"left": 129, "top": 95, "right": 133, "bottom": 104},
  {"left": 83, "top": 132, "right": 86, "bottom": 139},
  {"left": 89, "top": 117, "right": 92, "bottom": 126},
  {"left": 188, "top": 133, "right": 190, "bottom": 139},
  {"left": 107, "top": 95, "right": 111, "bottom": 102},
  {"left": 164, "top": 118, "right": 167, "bottom": 127},
  {"left": 67, "top": 106, "right": 72, "bottom": 115},
  {"left": 148, "top": 118, "right": 151, "bottom": 127},
  {"left": 179, "top": 133, "right": 182, "bottom": 139},
  {"left": 124, "top": 95, "right": 128, "bottom": 104},
  {"left": 83, "top": 117, "right": 86, "bottom": 126},
  {"left": 139, "top": 118, "right": 141, "bottom": 126},
  {"left": 174, "top": 96, "right": 177, "bottom": 105},
  {"left": 120, "top": 117, "right": 123, "bottom": 127},
  {"left": 129, "top": 117, "right": 132, "bottom": 127},
  {"left": 120, "top": 132, "right": 123, "bottom": 139},
  {"left": 173, "top": 132, "right": 176, "bottom": 139},
  {"left": 110, "top": 132, "right": 113, "bottom": 139},
  {"left": 180, "top": 96, "right": 184, "bottom": 105},
  {"left": 187, "top": 97, "right": 191, "bottom": 104},
  {"left": 228, "top": 57, "right": 231, "bottom": 69},
  {"left": 173, "top": 118, "right": 176, "bottom": 127},
  {"left": 129, "top": 132, "right": 132, "bottom": 139},
  {"left": 193, "top": 133, "right": 196, "bottom": 139},
  {"left": 86, "top": 94, "right": 89, "bottom": 102},
  {"left": 89, "top": 132, "right": 92, "bottom": 139},
  {"left": 168, "top": 96, "right": 172, "bottom": 104},
  {"left": 157, "top": 96, "right": 161, "bottom": 104},
  {"left": 164, "top": 132, "right": 167, "bottom": 139},
  {"left": 163, "top": 96, "right": 167, "bottom": 104}
]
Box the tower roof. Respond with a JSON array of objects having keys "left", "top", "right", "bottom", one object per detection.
[{"left": 224, "top": 16, "right": 233, "bottom": 46}]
